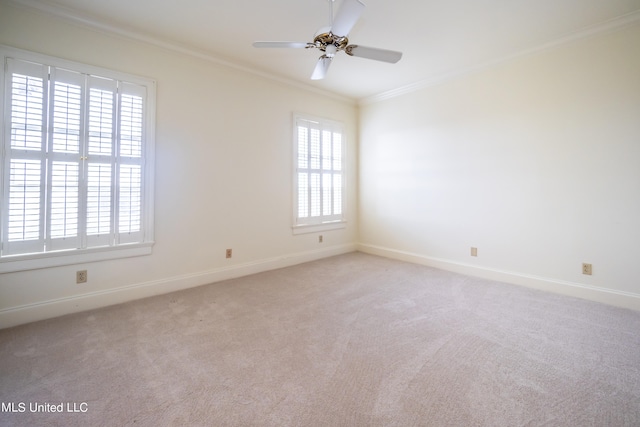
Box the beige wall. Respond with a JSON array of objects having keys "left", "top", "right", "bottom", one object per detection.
[
  {"left": 359, "top": 23, "right": 640, "bottom": 308},
  {"left": 0, "top": 2, "right": 358, "bottom": 327}
]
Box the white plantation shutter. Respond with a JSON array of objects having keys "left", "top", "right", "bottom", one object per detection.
[
  {"left": 294, "top": 116, "right": 344, "bottom": 227},
  {"left": 1, "top": 49, "right": 155, "bottom": 264},
  {"left": 117, "top": 83, "right": 144, "bottom": 244},
  {"left": 332, "top": 133, "right": 343, "bottom": 216},
  {"left": 84, "top": 76, "right": 116, "bottom": 248},
  {"left": 4, "top": 59, "right": 48, "bottom": 255},
  {"left": 46, "top": 68, "right": 83, "bottom": 251}
]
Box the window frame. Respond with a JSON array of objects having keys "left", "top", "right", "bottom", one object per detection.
[
  {"left": 0, "top": 45, "right": 156, "bottom": 273},
  {"left": 292, "top": 113, "right": 346, "bottom": 235}
]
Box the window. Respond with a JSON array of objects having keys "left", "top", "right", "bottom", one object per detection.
[
  {"left": 1, "top": 47, "right": 155, "bottom": 272},
  {"left": 293, "top": 115, "right": 345, "bottom": 233}
]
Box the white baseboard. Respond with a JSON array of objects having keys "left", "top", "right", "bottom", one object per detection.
[
  {"left": 358, "top": 243, "right": 640, "bottom": 311},
  {"left": 0, "top": 244, "right": 357, "bottom": 329}
]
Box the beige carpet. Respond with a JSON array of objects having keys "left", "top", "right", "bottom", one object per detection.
[{"left": 1, "top": 252, "right": 639, "bottom": 426}]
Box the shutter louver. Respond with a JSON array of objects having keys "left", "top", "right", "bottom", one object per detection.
[
  {"left": 298, "top": 173, "right": 308, "bottom": 219},
  {"left": 49, "top": 162, "right": 79, "bottom": 239},
  {"left": 51, "top": 81, "right": 81, "bottom": 153},
  {"left": 86, "top": 163, "right": 112, "bottom": 238},
  {"left": 322, "top": 130, "right": 332, "bottom": 171},
  {"left": 10, "top": 74, "right": 44, "bottom": 151},
  {"left": 323, "top": 174, "right": 332, "bottom": 216},
  {"left": 297, "top": 126, "right": 308, "bottom": 169},
  {"left": 8, "top": 160, "right": 42, "bottom": 241},
  {"left": 310, "top": 173, "right": 321, "bottom": 217},
  {"left": 119, "top": 165, "right": 141, "bottom": 234},
  {"left": 310, "top": 129, "right": 320, "bottom": 170},
  {"left": 333, "top": 174, "right": 343, "bottom": 215},
  {"left": 88, "top": 88, "right": 114, "bottom": 156},
  {"left": 120, "top": 94, "right": 143, "bottom": 158},
  {"left": 333, "top": 133, "right": 342, "bottom": 171}
]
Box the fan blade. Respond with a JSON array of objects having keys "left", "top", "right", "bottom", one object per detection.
[
  {"left": 331, "top": 0, "right": 365, "bottom": 37},
  {"left": 252, "top": 41, "right": 310, "bottom": 49},
  {"left": 345, "top": 45, "right": 403, "bottom": 63},
  {"left": 311, "top": 56, "right": 333, "bottom": 80}
]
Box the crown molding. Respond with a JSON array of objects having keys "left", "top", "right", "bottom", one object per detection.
[
  {"left": 6, "top": 0, "right": 639, "bottom": 107},
  {"left": 5, "top": 0, "right": 356, "bottom": 105},
  {"left": 360, "top": 9, "right": 640, "bottom": 106}
]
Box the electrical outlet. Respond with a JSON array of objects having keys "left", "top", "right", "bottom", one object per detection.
[
  {"left": 226, "top": 249, "right": 232, "bottom": 259},
  {"left": 319, "top": 235, "right": 323, "bottom": 243},
  {"left": 76, "top": 270, "right": 87, "bottom": 284},
  {"left": 470, "top": 247, "right": 478, "bottom": 257},
  {"left": 582, "top": 263, "right": 592, "bottom": 275}
]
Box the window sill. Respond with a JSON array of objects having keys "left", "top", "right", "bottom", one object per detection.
[
  {"left": 0, "top": 242, "right": 154, "bottom": 273},
  {"left": 292, "top": 221, "right": 347, "bottom": 235}
]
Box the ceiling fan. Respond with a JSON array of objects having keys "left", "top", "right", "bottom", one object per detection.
[{"left": 252, "top": 0, "right": 403, "bottom": 80}]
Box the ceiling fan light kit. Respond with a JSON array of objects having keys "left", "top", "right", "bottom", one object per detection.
[{"left": 253, "top": 0, "right": 403, "bottom": 80}]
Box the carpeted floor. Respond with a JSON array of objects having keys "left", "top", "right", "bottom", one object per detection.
[{"left": 1, "top": 252, "right": 639, "bottom": 426}]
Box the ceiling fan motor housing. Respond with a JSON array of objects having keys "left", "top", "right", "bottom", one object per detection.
[{"left": 313, "top": 32, "right": 349, "bottom": 54}]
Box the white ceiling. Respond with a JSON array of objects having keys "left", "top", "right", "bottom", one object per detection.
[{"left": 13, "top": 0, "right": 640, "bottom": 101}]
